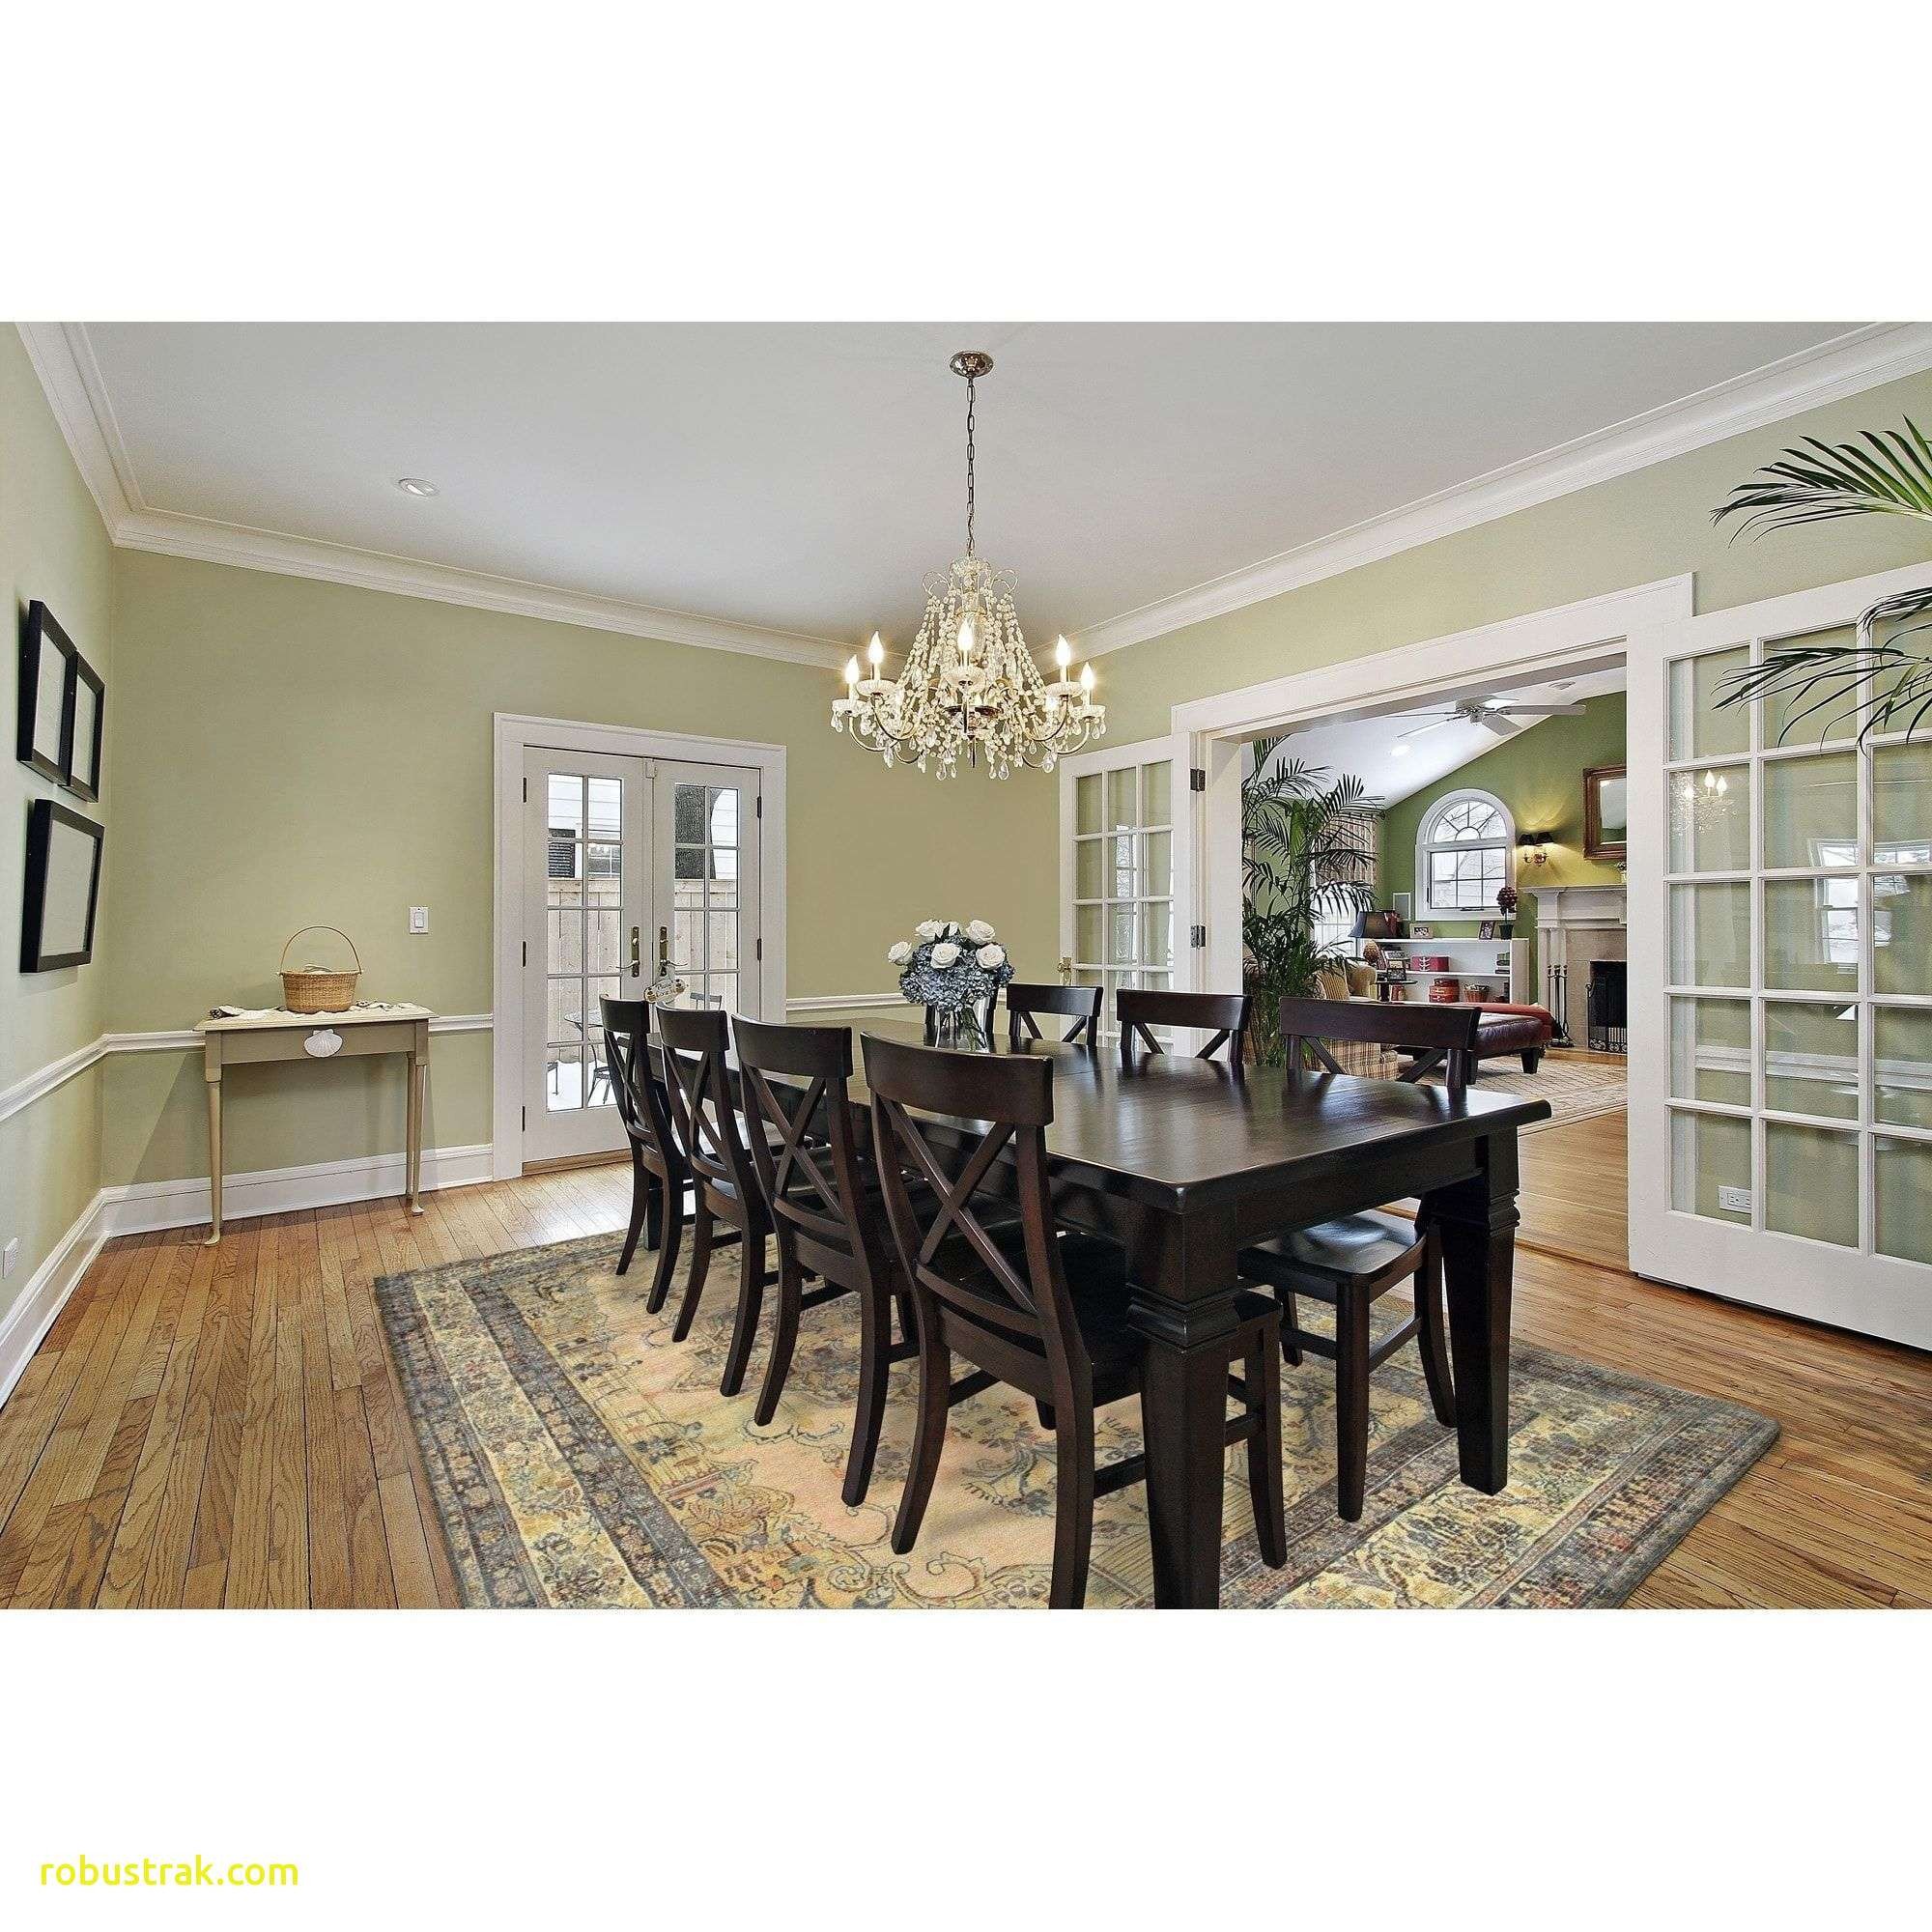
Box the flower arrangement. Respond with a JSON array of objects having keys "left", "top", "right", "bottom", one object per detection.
[{"left": 887, "top": 918, "right": 1013, "bottom": 1016}]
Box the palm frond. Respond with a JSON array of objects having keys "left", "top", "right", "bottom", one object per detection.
[{"left": 1713, "top": 417, "right": 1932, "bottom": 539}]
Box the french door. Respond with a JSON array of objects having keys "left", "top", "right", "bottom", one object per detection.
[
  {"left": 1629, "top": 564, "right": 1932, "bottom": 1348},
  {"left": 522, "top": 749, "right": 761, "bottom": 1161}
]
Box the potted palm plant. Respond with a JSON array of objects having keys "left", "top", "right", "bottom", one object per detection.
[
  {"left": 1241, "top": 740, "right": 1378, "bottom": 1065},
  {"left": 1712, "top": 418, "right": 1932, "bottom": 741}
]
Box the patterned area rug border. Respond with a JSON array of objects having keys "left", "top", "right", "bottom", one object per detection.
[{"left": 377, "top": 1234, "right": 1774, "bottom": 1610}]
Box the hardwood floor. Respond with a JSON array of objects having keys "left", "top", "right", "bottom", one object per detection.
[
  {"left": 2, "top": 1143, "right": 1927, "bottom": 1608},
  {"left": 1520, "top": 1094, "right": 1629, "bottom": 1271}
]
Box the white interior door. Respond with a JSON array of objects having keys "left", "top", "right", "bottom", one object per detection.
[
  {"left": 652, "top": 760, "right": 761, "bottom": 1015},
  {"left": 524, "top": 749, "right": 649, "bottom": 1160},
  {"left": 1629, "top": 564, "right": 1932, "bottom": 1348}
]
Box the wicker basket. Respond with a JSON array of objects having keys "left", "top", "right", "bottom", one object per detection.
[{"left": 280, "top": 926, "right": 362, "bottom": 1012}]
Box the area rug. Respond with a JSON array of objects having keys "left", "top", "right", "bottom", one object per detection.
[
  {"left": 1418, "top": 1053, "right": 1625, "bottom": 1130},
  {"left": 376, "top": 1234, "right": 1773, "bottom": 1609}
]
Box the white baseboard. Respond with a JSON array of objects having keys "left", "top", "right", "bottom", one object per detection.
[
  {"left": 0, "top": 1191, "right": 110, "bottom": 1411},
  {"left": 0, "top": 1142, "right": 493, "bottom": 1414},
  {"left": 97, "top": 1142, "right": 496, "bottom": 1236}
]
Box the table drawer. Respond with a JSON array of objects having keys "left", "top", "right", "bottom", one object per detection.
[{"left": 213, "top": 1020, "right": 420, "bottom": 1065}]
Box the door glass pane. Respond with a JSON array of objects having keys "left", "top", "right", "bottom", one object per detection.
[
  {"left": 1765, "top": 879, "right": 1858, "bottom": 991},
  {"left": 1764, "top": 625, "right": 1857, "bottom": 747},
  {"left": 673, "top": 908, "right": 699, "bottom": 972},
  {"left": 1109, "top": 834, "right": 1136, "bottom": 897},
  {"left": 1106, "top": 767, "right": 1137, "bottom": 831},
  {"left": 1075, "top": 838, "right": 1103, "bottom": 899},
  {"left": 1876, "top": 1137, "right": 1932, "bottom": 1264},
  {"left": 546, "top": 1042, "right": 583, "bottom": 1111},
  {"left": 1763, "top": 753, "right": 1857, "bottom": 868},
  {"left": 1075, "top": 773, "right": 1101, "bottom": 835},
  {"left": 586, "top": 909, "right": 621, "bottom": 976},
  {"left": 1764, "top": 1002, "right": 1859, "bottom": 1121},
  {"left": 1142, "top": 761, "right": 1172, "bottom": 826},
  {"left": 1875, "top": 1006, "right": 1932, "bottom": 1130},
  {"left": 1145, "top": 903, "right": 1172, "bottom": 969},
  {"left": 709, "top": 788, "right": 739, "bottom": 847},
  {"left": 674, "top": 844, "right": 703, "bottom": 880},
  {"left": 707, "top": 910, "right": 738, "bottom": 971},
  {"left": 547, "top": 774, "right": 582, "bottom": 836},
  {"left": 1872, "top": 873, "right": 1932, "bottom": 996},
  {"left": 1075, "top": 905, "right": 1102, "bottom": 963},
  {"left": 1107, "top": 907, "right": 1137, "bottom": 964},
  {"left": 673, "top": 784, "right": 706, "bottom": 842},
  {"left": 1669, "top": 647, "right": 1750, "bottom": 761},
  {"left": 1669, "top": 883, "right": 1749, "bottom": 986},
  {"left": 547, "top": 979, "right": 584, "bottom": 1043},
  {"left": 1765, "top": 1122, "right": 1858, "bottom": 1247},
  {"left": 1669, "top": 997, "right": 1750, "bottom": 1106},
  {"left": 547, "top": 898, "right": 582, "bottom": 974},
  {"left": 1145, "top": 831, "right": 1172, "bottom": 897},
  {"left": 1874, "top": 741, "right": 1932, "bottom": 855},
  {"left": 1670, "top": 1110, "right": 1751, "bottom": 1223},
  {"left": 586, "top": 777, "right": 621, "bottom": 839},
  {"left": 706, "top": 974, "right": 737, "bottom": 1013},
  {"left": 1669, "top": 765, "right": 1749, "bottom": 871}
]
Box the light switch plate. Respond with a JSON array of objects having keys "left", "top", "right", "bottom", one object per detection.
[
  {"left": 1718, "top": 1185, "right": 1752, "bottom": 1214},
  {"left": 2, "top": 1236, "right": 18, "bottom": 1279},
  {"left": 409, "top": 906, "right": 429, "bottom": 934}
]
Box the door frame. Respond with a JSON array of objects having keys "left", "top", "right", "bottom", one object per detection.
[{"left": 492, "top": 712, "right": 786, "bottom": 1180}]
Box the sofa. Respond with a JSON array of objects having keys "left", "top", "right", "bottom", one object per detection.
[{"left": 1311, "top": 965, "right": 1552, "bottom": 1075}]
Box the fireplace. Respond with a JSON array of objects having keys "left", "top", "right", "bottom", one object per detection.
[{"left": 1587, "top": 958, "right": 1627, "bottom": 1053}]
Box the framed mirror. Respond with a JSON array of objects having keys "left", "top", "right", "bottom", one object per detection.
[
  {"left": 21, "top": 799, "right": 104, "bottom": 971},
  {"left": 1584, "top": 763, "right": 1628, "bottom": 863},
  {"left": 18, "top": 600, "right": 74, "bottom": 783}
]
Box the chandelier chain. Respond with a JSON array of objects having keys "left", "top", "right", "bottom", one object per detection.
[{"left": 964, "top": 373, "right": 977, "bottom": 557}]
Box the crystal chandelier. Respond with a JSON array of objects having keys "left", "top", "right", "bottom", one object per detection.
[{"left": 831, "top": 351, "right": 1104, "bottom": 779}]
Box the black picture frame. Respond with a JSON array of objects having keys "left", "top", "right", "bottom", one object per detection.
[
  {"left": 65, "top": 648, "right": 104, "bottom": 802},
  {"left": 18, "top": 600, "right": 75, "bottom": 784},
  {"left": 21, "top": 798, "right": 104, "bottom": 971}
]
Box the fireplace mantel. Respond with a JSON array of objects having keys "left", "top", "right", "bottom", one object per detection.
[{"left": 1532, "top": 884, "right": 1627, "bottom": 1044}]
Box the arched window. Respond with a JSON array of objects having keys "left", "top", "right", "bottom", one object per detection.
[{"left": 1415, "top": 788, "right": 1515, "bottom": 919}]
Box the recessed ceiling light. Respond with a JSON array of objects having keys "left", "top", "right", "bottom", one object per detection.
[{"left": 396, "top": 476, "right": 440, "bottom": 497}]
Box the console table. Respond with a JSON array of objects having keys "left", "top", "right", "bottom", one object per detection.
[{"left": 195, "top": 1005, "right": 434, "bottom": 1244}]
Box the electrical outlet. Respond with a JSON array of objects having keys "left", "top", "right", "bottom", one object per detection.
[
  {"left": 409, "top": 906, "right": 430, "bottom": 934},
  {"left": 1718, "top": 1185, "right": 1752, "bottom": 1214},
  {"left": 2, "top": 1236, "right": 18, "bottom": 1279}
]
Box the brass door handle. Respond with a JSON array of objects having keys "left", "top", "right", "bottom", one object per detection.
[
  {"left": 630, "top": 925, "right": 640, "bottom": 978},
  {"left": 658, "top": 925, "right": 669, "bottom": 975}
]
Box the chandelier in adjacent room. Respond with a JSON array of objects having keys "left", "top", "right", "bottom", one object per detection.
[{"left": 831, "top": 351, "right": 1104, "bottom": 779}]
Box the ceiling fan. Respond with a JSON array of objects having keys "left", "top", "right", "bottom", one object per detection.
[{"left": 1395, "top": 696, "right": 1586, "bottom": 742}]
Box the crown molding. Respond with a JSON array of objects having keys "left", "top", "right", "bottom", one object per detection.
[
  {"left": 1072, "top": 323, "right": 1932, "bottom": 660},
  {"left": 16, "top": 321, "right": 851, "bottom": 673}
]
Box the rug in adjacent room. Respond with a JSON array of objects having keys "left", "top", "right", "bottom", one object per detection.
[{"left": 376, "top": 1234, "right": 1773, "bottom": 1608}]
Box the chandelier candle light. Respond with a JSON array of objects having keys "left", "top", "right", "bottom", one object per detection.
[{"left": 831, "top": 351, "right": 1105, "bottom": 779}]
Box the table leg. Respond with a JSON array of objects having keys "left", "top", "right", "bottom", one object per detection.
[
  {"left": 204, "top": 1071, "right": 223, "bottom": 1246},
  {"left": 1128, "top": 1207, "right": 1242, "bottom": 1608},
  {"left": 406, "top": 1050, "right": 425, "bottom": 1215},
  {"left": 1426, "top": 1127, "right": 1520, "bottom": 1493}
]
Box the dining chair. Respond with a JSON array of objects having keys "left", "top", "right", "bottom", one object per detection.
[
  {"left": 1004, "top": 980, "right": 1103, "bottom": 1046},
  {"left": 863, "top": 1032, "right": 1287, "bottom": 1608},
  {"left": 599, "top": 996, "right": 714, "bottom": 1313},
  {"left": 1116, "top": 987, "right": 1252, "bottom": 1063},
  {"left": 655, "top": 1005, "right": 780, "bottom": 1399},
  {"left": 732, "top": 1016, "right": 917, "bottom": 1505},
  {"left": 1237, "top": 995, "right": 1480, "bottom": 1521}
]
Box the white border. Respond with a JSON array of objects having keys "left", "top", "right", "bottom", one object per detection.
[{"left": 492, "top": 713, "right": 787, "bottom": 1181}]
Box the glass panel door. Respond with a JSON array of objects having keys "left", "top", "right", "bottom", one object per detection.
[
  {"left": 1070, "top": 756, "right": 1174, "bottom": 1037},
  {"left": 1634, "top": 571, "right": 1932, "bottom": 1348},
  {"left": 524, "top": 748, "right": 649, "bottom": 1161},
  {"left": 652, "top": 761, "right": 762, "bottom": 1017}
]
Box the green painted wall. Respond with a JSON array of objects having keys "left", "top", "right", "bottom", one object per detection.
[
  {"left": 98, "top": 552, "right": 1058, "bottom": 1186},
  {"left": 1, "top": 327, "right": 113, "bottom": 1327},
  {"left": 1092, "top": 369, "right": 1932, "bottom": 752},
  {"left": 1380, "top": 693, "right": 1628, "bottom": 984}
]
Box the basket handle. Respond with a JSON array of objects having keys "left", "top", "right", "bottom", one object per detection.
[{"left": 280, "top": 925, "right": 363, "bottom": 976}]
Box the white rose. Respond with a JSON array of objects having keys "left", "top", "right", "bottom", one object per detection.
[
  {"left": 887, "top": 941, "right": 912, "bottom": 964},
  {"left": 929, "top": 941, "right": 961, "bottom": 967},
  {"left": 976, "top": 943, "right": 1006, "bottom": 969},
  {"left": 966, "top": 920, "right": 997, "bottom": 944},
  {"left": 915, "top": 920, "right": 945, "bottom": 941}
]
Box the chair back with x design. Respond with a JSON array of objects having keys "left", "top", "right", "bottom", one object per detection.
[
  {"left": 731, "top": 1016, "right": 886, "bottom": 1287},
  {"left": 1004, "top": 980, "right": 1103, "bottom": 1047},
  {"left": 1116, "top": 987, "right": 1251, "bottom": 1063},
  {"left": 861, "top": 1034, "right": 1092, "bottom": 1409},
  {"left": 1275, "top": 996, "right": 1479, "bottom": 1097},
  {"left": 654, "top": 1006, "right": 760, "bottom": 1208},
  {"left": 600, "top": 997, "right": 682, "bottom": 1172}
]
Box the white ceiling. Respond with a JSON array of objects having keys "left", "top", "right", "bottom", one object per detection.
[
  {"left": 1267, "top": 666, "right": 1628, "bottom": 808},
  {"left": 60, "top": 321, "right": 1886, "bottom": 659}
]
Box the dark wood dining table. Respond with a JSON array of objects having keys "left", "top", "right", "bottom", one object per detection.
[{"left": 668, "top": 1015, "right": 1550, "bottom": 1609}]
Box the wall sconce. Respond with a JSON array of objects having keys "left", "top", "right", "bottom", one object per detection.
[{"left": 1518, "top": 831, "right": 1552, "bottom": 867}]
